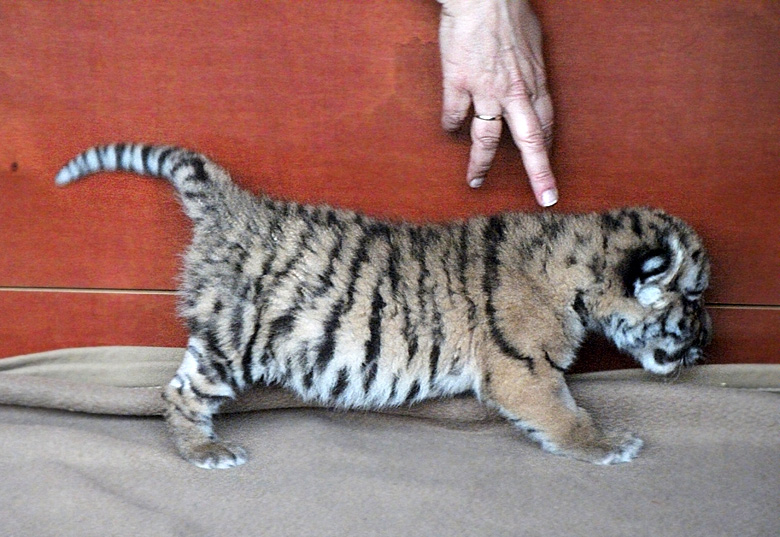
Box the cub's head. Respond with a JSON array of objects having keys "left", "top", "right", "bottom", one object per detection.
[{"left": 596, "top": 209, "right": 712, "bottom": 375}]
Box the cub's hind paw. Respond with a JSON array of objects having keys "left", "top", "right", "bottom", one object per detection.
[
  {"left": 594, "top": 432, "right": 644, "bottom": 465},
  {"left": 181, "top": 440, "right": 248, "bottom": 470}
]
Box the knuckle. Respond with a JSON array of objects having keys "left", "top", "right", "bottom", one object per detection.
[
  {"left": 442, "top": 112, "right": 465, "bottom": 130},
  {"left": 531, "top": 77, "right": 551, "bottom": 100},
  {"left": 505, "top": 79, "right": 534, "bottom": 102},
  {"left": 474, "top": 132, "right": 501, "bottom": 150},
  {"left": 519, "top": 128, "right": 547, "bottom": 149}
]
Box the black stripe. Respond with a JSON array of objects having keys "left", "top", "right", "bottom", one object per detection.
[
  {"left": 260, "top": 225, "right": 345, "bottom": 376},
  {"left": 406, "top": 227, "right": 430, "bottom": 366},
  {"left": 459, "top": 224, "right": 477, "bottom": 322},
  {"left": 405, "top": 334, "right": 418, "bottom": 367},
  {"left": 543, "top": 351, "right": 567, "bottom": 373},
  {"left": 387, "top": 233, "right": 400, "bottom": 298},
  {"left": 268, "top": 313, "right": 295, "bottom": 344},
  {"left": 313, "top": 227, "right": 345, "bottom": 295},
  {"left": 386, "top": 230, "right": 417, "bottom": 369},
  {"left": 624, "top": 209, "right": 643, "bottom": 237},
  {"left": 231, "top": 244, "right": 250, "bottom": 276},
  {"left": 429, "top": 278, "right": 443, "bottom": 384},
  {"left": 170, "top": 400, "right": 208, "bottom": 425},
  {"left": 241, "top": 313, "right": 262, "bottom": 386},
  {"left": 249, "top": 209, "right": 285, "bottom": 310},
  {"left": 442, "top": 227, "right": 458, "bottom": 307},
  {"left": 315, "top": 304, "right": 342, "bottom": 373},
  {"left": 183, "top": 191, "right": 209, "bottom": 201},
  {"left": 404, "top": 380, "right": 420, "bottom": 404},
  {"left": 483, "top": 216, "right": 534, "bottom": 370},
  {"left": 325, "top": 207, "right": 339, "bottom": 228},
  {"left": 412, "top": 229, "right": 430, "bottom": 312},
  {"left": 73, "top": 153, "right": 86, "bottom": 175},
  {"left": 186, "top": 344, "right": 204, "bottom": 362},
  {"left": 203, "top": 330, "right": 236, "bottom": 389},
  {"left": 157, "top": 147, "right": 176, "bottom": 176},
  {"left": 259, "top": 350, "right": 273, "bottom": 367},
  {"left": 257, "top": 241, "right": 279, "bottom": 283},
  {"left": 188, "top": 382, "right": 231, "bottom": 404},
  {"left": 173, "top": 376, "right": 186, "bottom": 398},
  {"left": 331, "top": 367, "right": 349, "bottom": 399},
  {"left": 315, "top": 226, "right": 375, "bottom": 372},
  {"left": 588, "top": 254, "right": 606, "bottom": 284},
  {"left": 171, "top": 153, "right": 196, "bottom": 179},
  {"left": 362, "top": 278, "right": 385, "bottom": 393},
  {"left": 573, "top": 290, "right": 589, "bottom": 325},
  {"left": 96, "top": 145, "right": 106, "bottom": 169},
  {"left": 189, "top": 158, "right": 210, "bottom": 183},
  {"left": 364, "top": 280, "right": 385, "bottom": 361},
  {"left": 542, "top": 213, "right": 567, "bottom": 241},
  {"left": 302, "top": 368, "right": 315, "bottom": 390},
  {"left": 429, "top": 341, "right": 441, "bottom": 385},
  {"left": 140, "top": 145, "right": 152, "bottom": 174},
  {"left": 113, "top": 144, "right": 126, "bottom": 170},
  {"left": 232, "top": 307, "right": 251, "bottom": 387},
  {"left": 389, "top": 376, "right": 398, "bottom": 401},
  {"left": 100, "top": 145, "right": 114, "bottom": 169},
  {"left": 211, "top": 361, "right": 232, "bottom": 388},
  {"left": 309, "top": 206, "right": 324, "bottom": 226},
  {"left": 362, "top": 362, "right": 378, "bottom": 394},
  {"left": 428, "top": 234, "right": 446, "bottom": 385},
  {"left": 601, "top": 213, "right": 623, "bottom": 232},
  {"left": 270, "top": 224, "right": 314, "bottom": 281}
]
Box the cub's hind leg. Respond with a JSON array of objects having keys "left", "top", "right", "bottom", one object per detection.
[
  {"left": 485, "top": 355, "right": 642, "bottom": 465},
  {"left": 163, "top": 338, "right": 247, "bottom": 469}
]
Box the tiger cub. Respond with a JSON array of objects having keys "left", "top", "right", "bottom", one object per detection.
[{"left": 56, "top": 144, "right": 711, "bottom": 468}]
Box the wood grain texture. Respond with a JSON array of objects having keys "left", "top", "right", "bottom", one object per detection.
[
  {"left": 0, "top": 291, "right": 774, "bottom": 372},
  {"left": 0, "top": 291, "right": 186, "bottom": 359},
  {"left": 0, "top": 1, "right": 778, "bottom": 363}
]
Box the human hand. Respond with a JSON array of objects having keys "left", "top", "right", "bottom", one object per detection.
[{"left": 437, "top": 0, "right": 557, "bottom": 206}]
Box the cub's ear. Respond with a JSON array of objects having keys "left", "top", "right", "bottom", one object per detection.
[{"left": 621, "top": 246, "right": 672, "bottom": 306}]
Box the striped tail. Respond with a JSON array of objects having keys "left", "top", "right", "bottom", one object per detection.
[{"left": 55, "top": 143, "right": 231, "bottom": 219}]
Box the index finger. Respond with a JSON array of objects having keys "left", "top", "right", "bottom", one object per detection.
[{"left": 502, "top": 98, "right": 558, "bottom": 207}]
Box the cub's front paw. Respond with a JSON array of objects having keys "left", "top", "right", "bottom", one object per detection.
[
  {"left": 545, "top": 430, "right": 644, "bottom": 465},
  {"left": 593, "top": 431, "right": 644, "bottom": 465},
  {"left": 180, "top": 440, "right": 248, "bottom": 470}
]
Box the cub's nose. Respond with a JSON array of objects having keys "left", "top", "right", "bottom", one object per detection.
[{"left": 654, "top": 349, "right": 677, "bottom": 365}]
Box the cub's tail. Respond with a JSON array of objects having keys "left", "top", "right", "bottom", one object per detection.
[{"left": 55, "top": 143, "right": 232, "bottom": 219}]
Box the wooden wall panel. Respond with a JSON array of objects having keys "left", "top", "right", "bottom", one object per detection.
[
  {"left": 0, "top": 291, "right": 186, "bottom": 359},
  {"left": 1, "top": 1, "right": 777, "bottom": 363}
]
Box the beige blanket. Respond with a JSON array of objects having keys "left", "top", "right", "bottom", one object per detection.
[{"left": 0, "top": 347, "right": 778, "bottom": 537}]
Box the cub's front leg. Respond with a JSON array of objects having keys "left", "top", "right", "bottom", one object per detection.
[{"left": 484, "top": 354, "right": 643, "bottom": 465}]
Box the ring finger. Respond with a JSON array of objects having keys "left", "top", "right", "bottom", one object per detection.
[{"left": 467, "top": 108, "right": 504, "bottom": 188}]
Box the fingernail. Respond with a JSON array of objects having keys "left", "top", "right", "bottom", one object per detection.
[
  {"left": 541, "top": 189, "right": 558, "bottom": 207},
  {"left": 469, "top": 177, "right": 484, "bottom": 188}
]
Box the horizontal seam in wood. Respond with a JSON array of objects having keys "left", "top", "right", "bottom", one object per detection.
[
  {"left": 0, "top": 286, "right": 177, "bottom": 295},
  {"left": 707, "top": 304, "right": 780, "bottom": 311}
]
